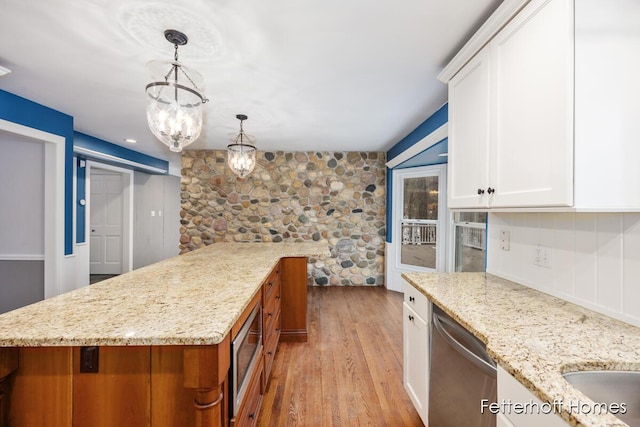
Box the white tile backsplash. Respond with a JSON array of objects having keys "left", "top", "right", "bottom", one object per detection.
[{"left": 487, "top": 212, "right": 640, "bottom": 327}]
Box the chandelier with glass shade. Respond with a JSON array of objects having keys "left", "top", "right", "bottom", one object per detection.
[
  {"left": 146, "top": 30, "right": 208, "bottom": 152},
  {"left": 227, "top": 114, "right": 257, "bottom": 178}
]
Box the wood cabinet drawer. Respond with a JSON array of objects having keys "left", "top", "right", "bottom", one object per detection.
[
  {"left": 404, "top": 283, "right": 430, "bottom": 321},
  {"left": 263, "top": 263, "right": 281, "bottom": 304},
  {"left": 263, "top": 284, "right": 281, "bottom": 338},
  {"left": 231, "top": 357, "right": 264, "bottom": 427},
  {"left": 263, "top": 310, "right": 281, "bottom": 380}
]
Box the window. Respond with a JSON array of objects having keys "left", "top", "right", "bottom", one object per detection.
[
  {"left": 394, "top": 165, "right": 447, "bottom": 271},
  {"left": 452, "top": 212, "right": 486, "bottom": 272}
]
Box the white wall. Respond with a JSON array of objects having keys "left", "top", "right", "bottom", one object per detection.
[
  {"left": 133, "top": 172, "right": 180, "bottom": 269},
  {"left": 0, "top": 133, "right": 44, "bottom": 257},
  {"left": 487, "top": 212, "right": 640, "bottom": 327}
]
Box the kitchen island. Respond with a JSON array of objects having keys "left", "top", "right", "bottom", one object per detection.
[
  {"left": 0, "top": 242, "right": 329, "bottom": 427},
  {"left": 403, "top": 272, "right": 640, "bottom": 427}
]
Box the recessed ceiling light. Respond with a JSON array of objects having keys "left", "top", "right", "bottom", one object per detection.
[
  {"left": 438, "top": 152, "right": 448, "bottom": 157},
  {"left": 0, "top": 66, "right": 11, "bottom": 77},
  {"left": 124, "top": 138, "right": 137, "bottom": 144}
]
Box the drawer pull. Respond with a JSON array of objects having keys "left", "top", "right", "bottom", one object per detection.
[
  {"left": 276, "top": 295, "right": 281, "bottom": 300},
  {"left": 268, "top": 312, "right": 273, "bottom": 317},
  {"left": 408, "top": 315, "right": 414, "bottom": 321},
  {"left": 268, "top": 282, "right": 273, "bottom": 287},
  {"left": 249, "top": 413, "right": 255, "bottom": 419},
  {"left": 409, "top": 296, "right": 415, "bottom": 302},
  {"left": 267, "top": 351, "right": 273, "bottom": 356}
]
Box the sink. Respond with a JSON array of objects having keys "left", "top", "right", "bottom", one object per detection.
[{"left": 562, "top": 370, "right": 640, "bottom": 426}]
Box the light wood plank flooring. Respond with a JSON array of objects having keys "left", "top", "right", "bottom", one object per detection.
[{"left": 258, "top": 286, "right": 424, "bottom": 426}]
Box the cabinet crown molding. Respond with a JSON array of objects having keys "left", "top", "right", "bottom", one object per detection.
[{"left": 437, "top": 0, "right": 530, "bottom": 83}]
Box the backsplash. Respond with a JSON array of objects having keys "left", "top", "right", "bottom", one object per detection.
[
  {"left": 180, "top": 150, "right": 386, "bottom": 286},
  {"left": 487, "top": 212, "right": 640, "bottom": 327}
]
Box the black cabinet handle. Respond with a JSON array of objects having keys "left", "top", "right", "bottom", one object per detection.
[
  {"left": 477, "top": 188, "right": 485, "bottom": 195},
  {"left": 276, "top": 295, "right": 281, "bottom": 300},
  {"left": 487, "top": 187, "right": 495, "bottom": 194},
  {"left": 249, "top": 413, "right": 255, "bottom": 419},
  {"left": 267, "top": 351, "right": 273, "bottom": 356},
  {"left": 268, "top": 312, "right": 273, "bottom": 317},
  {"left": 268, "top": 282, "right": 273, "bottom": 287},
  {"left": 409, "top": 296, "right": 415, "bottom": 302},
  {"left": 408, "top": 315, "right": 414, "bottom": 321}
]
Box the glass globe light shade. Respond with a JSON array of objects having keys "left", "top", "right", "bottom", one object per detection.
[
  {"left": 146, "top": 60, "right": 207, "bottom": 152},
  {"left": 227, "top": 143, "right": 257, "bottom": 178}
]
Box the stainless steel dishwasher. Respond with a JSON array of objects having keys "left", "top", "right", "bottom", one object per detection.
[{"left": 429, "top": 304, "right": 497, "bottom": 427}]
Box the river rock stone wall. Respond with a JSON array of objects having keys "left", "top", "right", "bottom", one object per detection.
[{"left": 180, "top": 150, "right": 386, "bottom": 286}]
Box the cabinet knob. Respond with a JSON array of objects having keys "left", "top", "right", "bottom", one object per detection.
[
  {"left": 408, "top": 315, "right": 414, "bottom": 321},
  {"left": 487, "top": 187, "right": 495, "bottom": 194},
  {"left": 276, "top": 295, "right": 281, "bottom": 300},
  {"left": 249, "top": 413, "right": 255, "bottom": 420},
  {"left": 409, "top": 296, "right": 415, "bottom": 302},
  {"left": 267, "top": 351, "right": 273, "bottom": 356},
  {"left": 268, "top": 312, "right": 273, "bottom": 317},
  {"left": 268, "top": 282, "right": 273, "bottom": 287},
  {"left": 477, "top": 188, "right": 485, "bottom": 195}
]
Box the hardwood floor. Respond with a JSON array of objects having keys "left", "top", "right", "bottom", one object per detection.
[{"left": 258, "top": 286, "right": 424, "bottom": 426}]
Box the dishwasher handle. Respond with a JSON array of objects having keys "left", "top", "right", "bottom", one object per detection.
[{"left": 432, "top": 312, "right": 496, "bottom": 376}]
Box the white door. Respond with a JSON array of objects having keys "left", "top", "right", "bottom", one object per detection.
[
  {"left": 90, "top": 170, "right": 123, "bottom": 275},
  {"left": 403, "top": 302, "right": 429, "bottom": 424}
]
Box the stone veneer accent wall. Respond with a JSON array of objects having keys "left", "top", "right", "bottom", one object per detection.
[{"left": 180, "top": 150, "right": 386, "bottom": 286}]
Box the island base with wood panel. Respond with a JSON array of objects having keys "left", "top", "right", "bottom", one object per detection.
[{"left": 0, "top": 256, "right": 312, "bottom": 427}]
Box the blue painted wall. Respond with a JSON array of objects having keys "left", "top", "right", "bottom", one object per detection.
[
  {"left": 76, "top": 158, "right": 86, "bottom": 243},
  {"left": 387, "top": 103, "right": 448, "bottom": 164},
  {"left": 0, "top": 90, "right": 74, "bottom": 255},
  {"left": 385, "top": 103, "right": 449, "bottom": 243}
]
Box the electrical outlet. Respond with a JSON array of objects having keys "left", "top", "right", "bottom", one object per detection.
[
  {"left": 500, "top": 230, "right": 510, "bottom": 251},
  {"left": 80, "top": 346, "right": 99, "bottom": 373},
  {"left": 534, "top": 245, "right": 552, "bottom": 268}
]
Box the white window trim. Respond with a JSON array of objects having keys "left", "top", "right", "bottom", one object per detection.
[{"left": 393, "top": 164, "right": 448, "bottom": 273}]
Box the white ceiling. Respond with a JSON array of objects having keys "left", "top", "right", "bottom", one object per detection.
[{"left": 0, "top": 0, "right": 501, "bottom": 168}]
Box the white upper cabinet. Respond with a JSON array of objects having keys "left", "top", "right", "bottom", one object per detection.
[
  {"left": 448, "top": 48, "right": 492, "bottom": 208},
  {"left": 443, "top": 0, "right": 640, "bottom": 211}
]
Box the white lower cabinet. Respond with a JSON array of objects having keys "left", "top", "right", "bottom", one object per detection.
[
  {"left": 403, "top": 284, "right": 430, "bottom": 425},
  {"left": 497, "top": 366, "right": 569, "bottom": 427}
]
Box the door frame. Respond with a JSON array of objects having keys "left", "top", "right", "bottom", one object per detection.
[
  {"left": 392, "top": 164, "right": 448, "bottom": 273},
  {"left": 86, "top": 161, "right": 133, "bottom": 276}
]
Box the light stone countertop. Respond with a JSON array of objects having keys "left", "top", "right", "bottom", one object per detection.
[
  {"left": 402, "top": 272, "right": 640, "bottom": 427},
  {"left": 0, "top": 242, "right": 329, "bottom": 347}
]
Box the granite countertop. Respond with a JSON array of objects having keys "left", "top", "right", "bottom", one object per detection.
[
  {"left": 402, "top": 272, "right": 640, "bottom": 427},
  {"left": 0, "top": 242, "right": 329, "bottom": 347}
]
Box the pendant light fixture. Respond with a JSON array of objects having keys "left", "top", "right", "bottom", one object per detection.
[
  {"left": 227, "top": 114, "right": 257, "bottom": 178},
  {"left": 146, "top": 29, "right": 209, "bottom": 152}
]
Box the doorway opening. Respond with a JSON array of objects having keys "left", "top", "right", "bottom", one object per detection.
[{"left": 86, "top": 162, "right": 133, "bottom": 284}]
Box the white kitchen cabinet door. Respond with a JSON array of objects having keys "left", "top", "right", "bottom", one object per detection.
[
  {"left": 489, "top": 0, "right": 574, "bottom": 208},
  {"left": 403, "top": 302, "right": 429, "bottom": 424},
  {"left": 497, "top": 366, "right": 570, "bottom": 427},
  {"left": 448, "top": 48, "right": 492, "bottom": 209}
]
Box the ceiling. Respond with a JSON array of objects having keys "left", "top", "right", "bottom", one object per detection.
[{"left": 0, "top": 0, "right": 501, "bottom": 169}]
